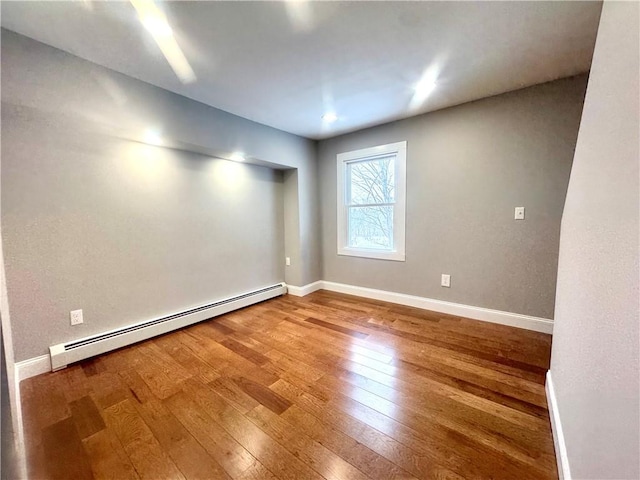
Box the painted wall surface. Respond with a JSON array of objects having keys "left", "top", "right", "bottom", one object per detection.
[
  {"left": 549, "top": 2, "right": 640, "bottom": 478},
  {"left": 318, "top": 76, "right": 587, "bottom": 319},
  {"left": 0, "top": 29, "right": 321, "bottom": 289},
  {"left": 1, "top": 30, "right": 320, "bottom": 361}
]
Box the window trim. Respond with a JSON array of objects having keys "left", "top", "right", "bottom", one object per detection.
[{"left": 337, "top": 141, "right": 407, "bottom": 262}]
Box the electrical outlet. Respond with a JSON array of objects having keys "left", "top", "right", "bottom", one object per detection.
[
  {"left": 441, "top": 274, "right": 451, "bottom": 288},
  {"left": 285, "top": 257, "right": 291, "bottom": 266},
  {"left": 514, "top": 207, "right": 525, "bottom": 220},
  {"left": 70, "top": 309, "right": 83, "bottom": 326}
]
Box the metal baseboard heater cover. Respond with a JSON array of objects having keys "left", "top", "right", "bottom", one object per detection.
[{"left": 49, "top": 283, "right": 287, "bottom": 371}]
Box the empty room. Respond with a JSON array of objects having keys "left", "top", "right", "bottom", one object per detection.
[{"left": 1, "top": 1, "right": 638, "bottom": 479}]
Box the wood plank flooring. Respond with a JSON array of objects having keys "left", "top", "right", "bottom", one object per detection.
[{"left": 20, "top": 291, "right": 557, "bottom": 480}]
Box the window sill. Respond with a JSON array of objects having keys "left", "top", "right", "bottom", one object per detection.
[{"left": 337, "top": 248, "right": 405, "bottom": 262}]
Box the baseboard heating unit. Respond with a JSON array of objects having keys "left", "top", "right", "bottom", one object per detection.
[{"left": 49, "top": 282, "right": 286, "bottom": 371}]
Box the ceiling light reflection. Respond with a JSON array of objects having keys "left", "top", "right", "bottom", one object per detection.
[
  {"left": 285, "top": 0, "right": 314, "bottom": 32},
  {"left": 120, "top": 142, "right": 171, "bottom": 189},
  {"left": 142, "top": 16, "right": 173, "bottom": 37},
  {"left": 322, "top": 112, "right": 338, "bottom": 123},
  {"left": 143, "top": 129, "right": 163, "bottom": 146},
  {"left": 348, "top": 343, "right": 394, "bottom": 364},
  {"left": 130, "top": 0, "right": 197, "bottom": 84},
  {"left": 212, "top": 160, "right": 247, "bottom": 192},
  {"left": 409, "top": 65, "right": 440, "bottom": 110}
]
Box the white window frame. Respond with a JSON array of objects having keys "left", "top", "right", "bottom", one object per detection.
[{"left": 337, "top": 141, "right": 406, "bottom": 262}]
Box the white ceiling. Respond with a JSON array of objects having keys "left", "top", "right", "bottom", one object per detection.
[{"left": 1, "top": 1, "right": 602, "bottom": 140}]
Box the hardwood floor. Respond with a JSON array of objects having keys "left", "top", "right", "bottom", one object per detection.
[{"left": 20, "top": 291, "right": 557, "bottom": 480}]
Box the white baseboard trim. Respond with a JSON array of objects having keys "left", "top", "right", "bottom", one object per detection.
[
  {"left": 546, "top": 371, "right": 571, "bottom": 480},
  {"left": 286, "top": 281, "right": 323, "bottom": 297},
  {"left": 12, "top": 372, "right": 28, "bottom": 480},
  {"left": 289, "top": 280, "right": 553, "bottom": 334},
  {"left": 15, "top": 281, "right": 552, "bottom": 382},
  {"left": 15, "top": 354, "right": 51, "bottom": 382}
]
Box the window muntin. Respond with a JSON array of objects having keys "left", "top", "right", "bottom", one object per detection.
[{"left": 337, "top": 142, "right": 406, "bottom": 261}]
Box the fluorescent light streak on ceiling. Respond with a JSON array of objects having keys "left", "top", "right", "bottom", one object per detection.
[
  {"left": 130, "top": 0, "right": 196, "bottom": 84},
  {"left": 409, "top": 64, "right": 440, "bottom": 111}
]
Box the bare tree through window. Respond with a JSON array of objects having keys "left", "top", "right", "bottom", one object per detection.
[
  {"left": 346, "top": 154, "right": 395, "bottom": 249},
  {"left": 337, "top": 141, "right": 406, "bottom": 261}
]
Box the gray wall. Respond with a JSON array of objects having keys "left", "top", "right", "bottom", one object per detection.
[
  {"left": 318, "top": 76, "right": 587, "bottom": 319},
  {"left": 1, "top": 30, "right": 319, "bottom": 362},
  {"left": 549, "top": 1, "right": 640, "bottom": 478}
]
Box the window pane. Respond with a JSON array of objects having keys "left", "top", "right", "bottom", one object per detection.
[
  {"left": 348, "top": 205, "right": 393, "bottom": 250},
  {"left": 347, "top": 155, "right": 395, "bottom": 205}
]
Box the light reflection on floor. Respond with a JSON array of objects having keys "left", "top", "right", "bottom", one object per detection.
[{"left": 342, "top": 338, "right": 403, "bottom": 433}]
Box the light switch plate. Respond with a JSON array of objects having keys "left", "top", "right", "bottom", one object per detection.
[
  {"left": 441, "top": 274, "right": 451, "bottom": 288},
  {"left": 515, "top": 207, "right": 525, "bottom": 220},
  {"left": 285, "top": 257, "right": 291, "bottom": 266}
]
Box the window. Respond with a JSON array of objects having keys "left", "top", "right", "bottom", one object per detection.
[{"left": 337, "top": 141, "right": 406, "bottom": 261}]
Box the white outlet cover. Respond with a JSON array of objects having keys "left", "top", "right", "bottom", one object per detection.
[
  {"left": 70, "top": 309, "right": 83, "bottom": 325},
  {"left": 441, "top": 274, "right": 451, "bottom": 288},
  {"left": 515, "top": 207, "right": 525, "bottom": 220}
]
